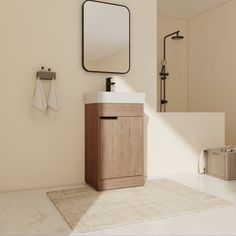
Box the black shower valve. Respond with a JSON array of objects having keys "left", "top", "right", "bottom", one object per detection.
[
  {"left": 161, "top": 76, "right": 168, "bottom": 80},
  {"left": 161, "top": 100, "right": 168, "bottom": 105},
  {"left": 160, "top": 72, "right": 169, "bottom": 77}
]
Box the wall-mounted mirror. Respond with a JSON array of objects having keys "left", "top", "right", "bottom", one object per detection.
[{"left": 82, "top": 0, "right": 130, "bottom": 74}]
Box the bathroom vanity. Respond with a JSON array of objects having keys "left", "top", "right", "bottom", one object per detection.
[
  {"left": 82, "top": 0, "right": 142, "bottom": 191},
  {"left": 84, "top": 92, "right": 145, "bottom": 191}
]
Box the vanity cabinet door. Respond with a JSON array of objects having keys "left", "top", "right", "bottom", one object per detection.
[{"left": 99, "top": 116, "right": 143, "bottom": 180}]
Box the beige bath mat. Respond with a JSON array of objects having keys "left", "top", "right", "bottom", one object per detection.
[{"left": 47, "top": 179, "right": 231, "bottom": 233}]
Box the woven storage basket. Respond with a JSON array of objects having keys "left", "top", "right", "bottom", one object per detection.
[{"left": 205, "top": 149, "right": 236, "bottom": 180}]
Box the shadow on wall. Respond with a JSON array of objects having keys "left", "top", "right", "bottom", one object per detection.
[
  {"left": 51, "top": 77, "right": 225, "bottom": 234},
  {"left": 111, "top": 78, "right": 225, "bottom": 179}
]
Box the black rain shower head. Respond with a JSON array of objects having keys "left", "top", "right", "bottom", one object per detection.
[
  {"left": 172, "top": 35, "right": 184, "bottom": 40},
  {"left": 171, "top": 31, "right": 184, "bottom": 40}
]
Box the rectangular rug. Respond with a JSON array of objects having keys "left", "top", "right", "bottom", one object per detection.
[{"left": 47, "top": 179, "right": 231, "bottom": 233}]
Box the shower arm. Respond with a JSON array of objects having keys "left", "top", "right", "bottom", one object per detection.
[{"left": 163, "top": 31, "right": 180, "bottom": 60}]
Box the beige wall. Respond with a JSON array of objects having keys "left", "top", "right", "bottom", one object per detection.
[
  {"left": 157, "top": 16, "right": 188, "bottom": 112},
  {"left": 188, "top": 0, "right": 235, "bottom": 144},
  {"left": 108, "top": 77, "right": 225, "bottom": 179},
  {"left": 0, "top": 0, "right": 157, "bottom": 192},
  {"left": 0, "top": 0, "right": 226, "bottom": 192},
  {"left": 148, "top": 112, "right": 225, "bottom": 178},
  {"left": 155, "top": 14, "right": 224, "bottom": 177}
]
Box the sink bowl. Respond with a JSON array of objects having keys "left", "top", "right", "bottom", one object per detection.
[{"left": 84, "top": 92, "right": 145, "bottom": 104}]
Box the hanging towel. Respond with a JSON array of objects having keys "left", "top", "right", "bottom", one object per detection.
[
  {"left": 198, "top": 149, "right": 209, "bottom": 174},
  {"left": 47, "top": 79, "right": 61, "bottom": 111},
  {"left": 33, "top": 78, "right": 47, "bottom": 111},
  {"left": 199, "top": 146, "right": 223, "bottom": 174}
]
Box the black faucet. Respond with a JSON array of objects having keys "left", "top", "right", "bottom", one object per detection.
[{"left": 106, "top": 77, "right": 115, "bottom": 92}]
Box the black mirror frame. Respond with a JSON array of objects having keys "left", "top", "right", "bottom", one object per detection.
[{"left": 82, "top": 0, "right": 131, "bottom": 74}]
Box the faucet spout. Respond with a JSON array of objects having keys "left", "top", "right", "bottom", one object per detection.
[{"left": 106, "top": 77, "right": 116, "bottom": 92}]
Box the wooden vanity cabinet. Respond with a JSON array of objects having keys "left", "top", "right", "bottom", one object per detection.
[{"left": 85, "top": 103, "right": 144, "bottom": 191}]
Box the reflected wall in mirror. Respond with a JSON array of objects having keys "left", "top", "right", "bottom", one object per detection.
[{"left": 82, "top": 0, "right": 130, "bottom": 74}]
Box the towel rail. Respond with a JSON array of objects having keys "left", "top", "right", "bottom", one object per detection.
[
  {"left": 36, "top": 67, "right": 56, "bottom": 80},
  {"left": 37, "top": 71, "right": 56, "bottom": 80}
]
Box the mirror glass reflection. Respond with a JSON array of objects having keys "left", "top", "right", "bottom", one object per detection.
[{"left": 82, "top": 0, "right": 130, "bottom": 74}]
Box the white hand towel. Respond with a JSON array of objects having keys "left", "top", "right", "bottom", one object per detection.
[
  {"left": 33, "top": 78, "right": 47, "bottom": 111},
  {"left": 199, "top": 149, "right": 208, "bottom": 174},
  {"left": 47, "top": 79, "right": 61, "bottom": 111}
]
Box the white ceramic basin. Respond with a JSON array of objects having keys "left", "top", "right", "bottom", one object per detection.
[{"left": 84, "top": 92, "right": 146, "bottom": 104}]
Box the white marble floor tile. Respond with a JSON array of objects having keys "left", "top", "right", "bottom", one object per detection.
[
  {"left": 1, "top": 174, "right": 236, "bottom": 236},
  {"left": 0, "top": 185, "right": 84, "bottom": 236}
]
